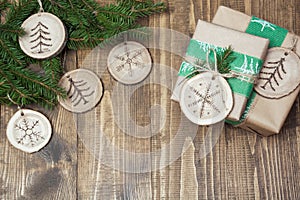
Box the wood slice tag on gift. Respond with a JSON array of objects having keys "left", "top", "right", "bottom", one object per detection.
[
  {"left": 58, "top": 69, "right": 103, "bottom": 113},
  {"left": 179, "top": 72, "right": 233, "bottom": 125},
  {"left": 107, "top": 41, "right": 152, "bottom": 84},
  {"left": 6, "top": 109, "right": 52, "bottom": 153},
  {"left": 255, "top": 47, "right": 300, "bottom": 99},
  {"left": 19, "top": 12, "right": 67, "bottom": 59}
]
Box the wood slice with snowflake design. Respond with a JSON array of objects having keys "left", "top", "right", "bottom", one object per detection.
[
  {"left": 107, "top": 41, "right": 152, "bottom": 84},
  {"left": 6, "top": 109, "right": 52, "bottom": 153},
  {"left": 18, "top": 12, "right": 67, "bottom": 59},
  {"left": 179, "top": 72, "right": 233, "bottom": 125},
  {"left": 58, "top": 69, "right": 103, "bottom": 113},
  {"left": 255, "top": 47, "right": 300, "bottom": 99}
]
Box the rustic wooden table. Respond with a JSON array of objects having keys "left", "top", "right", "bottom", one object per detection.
[{"left": 1, "top": 0, "right": 300, "bottom": 199}]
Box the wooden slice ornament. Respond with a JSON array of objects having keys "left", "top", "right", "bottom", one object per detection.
[
  {"left": 18, "top": 12, "right": 67, "bottom": 59},
  {"left": 179, "top": 72, "right": 233, "bottom": 125},
  {"left": 58, "top": 69, "right": 103, "bottom": 113},
  {"left": 6, "top": 109, "right": 52, "bottom": 153},
  {"left": 107, "top": 41, "right": 152, "bottom": 84},
  {"left": 255, "top": 47, "right": 300, "bottom": 99}
]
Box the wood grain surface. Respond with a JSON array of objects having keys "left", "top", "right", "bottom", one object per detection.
[{"left": 1, "top": 0, "right": 300, "bottom": 199}]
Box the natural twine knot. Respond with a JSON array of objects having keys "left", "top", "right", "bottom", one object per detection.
[{"left": 182, "top": 48, "right": 256, "bottom": 84}]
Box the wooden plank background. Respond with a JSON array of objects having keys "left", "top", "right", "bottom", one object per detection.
[{"left": 1, "top": 0, "right": 300, "bottom": 199}]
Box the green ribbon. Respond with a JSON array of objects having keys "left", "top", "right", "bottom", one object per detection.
[
  {"left": 246, "top": 16, "right": 288, "bottom": 48},
  {"left": 228, "top": 16, "right": 289, "bottom": 125},
  {"left": 178, "top": 39, "right": 263, "bottom": 98}
]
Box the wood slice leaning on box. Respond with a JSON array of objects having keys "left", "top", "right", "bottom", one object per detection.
[{"left": 212, "top": 6, "right": 300, "bottom": 136}]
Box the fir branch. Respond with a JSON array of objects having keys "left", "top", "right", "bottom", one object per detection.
[
  {"left": 0, "top": 81, "right": 5, "bottom": 87},
  {"left": 97, "top": 8, "right": 135, "bottom": 20},
  {"left": 40, "top": 57, "right": 63, "bottom": 83},
  {"left": 8, "top": 68, "right": 65, "bottom": 98},
  {"left": 68, "top": 37, "right": 104, "bottom": 50},
  {"left": 0, "top": 0, "right": 9, "bottom": 8},
  {"left": 130, "top": 1, "right": 165, "bottom": 17},
  {"left": 216, "top": 46, "right": 235, "bottom": 74},
  {"left": 5, "top": 0, "right": 37, "bottom": 26},
  {"left": 36, "top": 96, "right": 56, "bottom": 108},
  {"left": 79, "top": 0, "right": 98, "bottom": 11},
  {"left": 0, "top": 67, "right": 34, "bottom": 101},
  {"left": 0, "top": 37, "right": 25, "bottom": 65},
  {"left": 0, "top": 0, "right": 9, "bottom": 15},
  {"left": 0, "top": 24, "right": 24, "bottom": 37}
]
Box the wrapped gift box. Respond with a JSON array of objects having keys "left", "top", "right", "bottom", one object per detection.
[
  {"left": 212, "top": 6, "right": 300, "bottom": 136},
  {"left": 171, "top": 20, "right": 269, "bottom": 121}
]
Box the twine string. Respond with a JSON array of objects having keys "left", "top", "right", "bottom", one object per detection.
[
  {"left": 37, "top": 0, "right": 44, "bottom": 13},
  {"left": 181, "top": 49, "right": 256, "bottom": 85},
  {"left": 7, "top": 94, "right": 24, "bottom": 115},
  {"left": 289, "top": 35, "right": 298, "bottom": 53}
]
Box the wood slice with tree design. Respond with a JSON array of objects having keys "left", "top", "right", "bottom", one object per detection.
[
  {"left": 255, "top": 47, "right": 300, "bottom": 99},
  {"left": 58, "top": 69, "right": 103, "bottom": 113},
  {"left": 18, "top": 12, "right": 67, "bottom": 59}
]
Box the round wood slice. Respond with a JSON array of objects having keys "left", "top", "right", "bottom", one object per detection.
[
  {"left": 107, "top": 41, "right": 152, "bottom": 84},
  {"left": 58, "top": 69, "right": 103, "bottom": 113},
  {"left": 6, "top": 109, "right": 52, "bottom": 153},
  {"left": 180, "top": 72, "right": 233, "bottom": 125},
  {"left": 19, "top": 12, "right": 67, "bottom": 59},
  {"left": 255, "top": 47, "right": 300, "bottom": 99}
]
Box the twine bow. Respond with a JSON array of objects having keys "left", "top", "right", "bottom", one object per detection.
[{"left": 181, "top": 48, "right": 257, "bottom": 84}]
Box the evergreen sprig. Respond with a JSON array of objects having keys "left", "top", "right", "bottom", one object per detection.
[
  {"left": 191, "top": 46, "right": 235, "bottom": 75},
  {"left": 42, "top": 0, "right": 165, "bottom": 49},
  {"left": 217, "top": 46, "right": 235, "bottom": 74},
  {"left": 0, "top": 0, "right": 165, "bottom": 109}
]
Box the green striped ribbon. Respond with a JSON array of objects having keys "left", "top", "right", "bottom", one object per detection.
[
  {"left": 246, "top": 16, "right": 288, "bottom": 48},
  {"left": 178, "top": 39, "right": 263, "bottom": 99},
  {"left": 228, "top": 16, "right": 289, "bottom": 125}
]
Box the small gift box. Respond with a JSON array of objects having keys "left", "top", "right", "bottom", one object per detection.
[
  {"left": 213, "top": 6, "right": 300, "bottom": 136},
  {"left": 171, "top": 20, "right": 269, "bottom": 122}
]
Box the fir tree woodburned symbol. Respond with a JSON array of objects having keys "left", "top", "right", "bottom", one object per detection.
[
  {"left": 258, "top": 52, "right": 288, "bottom": 91},
  {"left": 188, "top": 82, "right": 221, "bottom": 118},
  {"left": 66, "top": 75, "right": 95, "bottom": 107},
  {"left": 15, "top": 119, "right": 44, "bottom": 147},
  {"left": 30, "top": 21, "right": 52, "bottom": 54}
]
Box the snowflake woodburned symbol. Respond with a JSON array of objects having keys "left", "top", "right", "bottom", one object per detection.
[
  {"left": 259, "top": 52, "right": 287, "bottom": 91},
  {"left": 15, "top": 118, "right": 44, "bottom": 147},
  {"left": 251, "top": 18, "right": 276, "bottom": 32},
  {"left": 66, "top": 75, "right": 95, "bottom": 107},
  {"left": 188, "top": 82, "right": 221, "bottom": 118},
  {"left": 114, "top": 43, "right": 144, "bottom": 76},
  {"left": 30, "top": 21, "right": 52, "bottom": 54}
]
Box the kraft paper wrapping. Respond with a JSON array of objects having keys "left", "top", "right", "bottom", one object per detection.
[
  {"left": 213, "top": 6, "right": 300, "bottom": 136},
  {"left": 171, "top": 20, "right": 269, "bottom": 121}
]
